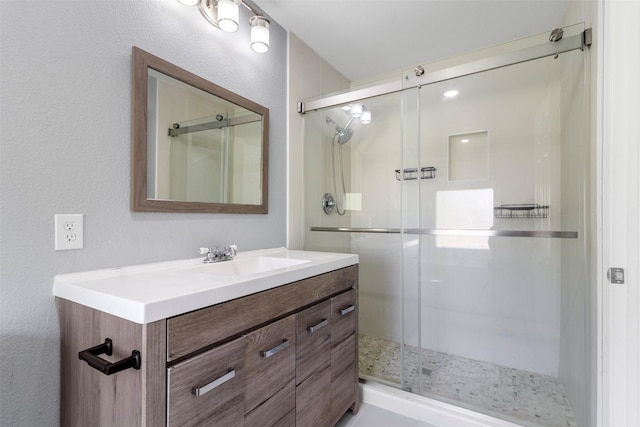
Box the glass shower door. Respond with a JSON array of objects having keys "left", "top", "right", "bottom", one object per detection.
[
  {"left": 301, "top": 23, "right": 589, "bottom": 427},
  {"left": 409, "top": 46, "right": 587, "bottom": 427},
  {"left": 303, "top": 91, "right": 410, "bottom": 390}
]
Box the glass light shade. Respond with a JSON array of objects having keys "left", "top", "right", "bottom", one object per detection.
[
  {"left": 360, "top": 110, "right": 371, "bottom": 124},
  {"left": 178, "top": 0, "right": 198, "bottom": 5},
  {"left": 250, "top": 16, "right": 270, "bottom": 53},
  {"left": 351, "top": 103, "right": 363, "bottom": 118},
  {"left": 217, "top": 0, "right": 239, "bottom": 32}
]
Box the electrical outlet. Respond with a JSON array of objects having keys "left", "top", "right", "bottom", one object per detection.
[{"left": 55, "top": 214, "right": 83, "bottom": 251}]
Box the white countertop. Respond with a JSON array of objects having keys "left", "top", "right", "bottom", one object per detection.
[{"left": 53, "top": 248, "right": 358, "bottom": 324}]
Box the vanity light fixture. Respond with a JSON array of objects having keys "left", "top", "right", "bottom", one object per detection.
[
  {"left": 350, "top": 103, "right": 363, "bottom": 118},
  {"left": 180, "top": 0, "right": 271, "bottom": 52},
  {"left": 250, "top": 16, "right": 270, "bottom": 53},
  {"left": 360, "top": 109, "right": 372, "bottom": 124},
  {"left": 216, "top": 0, "right": 240, "bottom": 32},
  {"left": 337, "top": 104, "right": 372, "bottom": 125}
]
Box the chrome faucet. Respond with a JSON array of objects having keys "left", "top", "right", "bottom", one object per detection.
[{"left": 199, "top": 245, "right": 237, "bottom": 263}]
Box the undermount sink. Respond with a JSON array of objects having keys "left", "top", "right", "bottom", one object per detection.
[{"left": 185, "top": 256, "right": 310, "bottom": 278}]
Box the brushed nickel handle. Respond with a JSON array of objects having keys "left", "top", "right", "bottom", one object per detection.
[
  {"left": 192, "top": 369, "right": 236, "bottom": 397},
  {"left": 307, "top": 319, "right": 328, "bottom": 333},
  {"left": 340, "top": 305, "right": 355, "bottom": 316},
  {"left": 260, "top": 339, "right": 290, "bottom": 358}
]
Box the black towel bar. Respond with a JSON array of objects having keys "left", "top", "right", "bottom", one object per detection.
[{"left": 78, "top": 338, "right": 141, "bottom": 375}]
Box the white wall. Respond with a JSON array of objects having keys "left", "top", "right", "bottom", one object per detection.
[{"left": 0, "top": 1, "right": 287, "bottom": 425}]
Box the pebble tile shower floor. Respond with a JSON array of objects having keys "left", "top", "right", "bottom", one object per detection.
[{"left": 359, "top": 335, "right": 577, "bottom": 427}]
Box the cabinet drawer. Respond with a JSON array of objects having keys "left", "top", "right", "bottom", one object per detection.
[
  {"left": 331, "top": 333, "right": 357, "bottom": 424},
  {"left": 167, "top": 338, "right": 245, "bottom": 427},
  {"left": 296, "top": 299, "right": 331, "bottom": 385},
  {"left": 167, "top": 266, "right": 357, "bottom": 361},
  {"left": 296, "top": 366, "right": 331, "bottom": 427},
  {"left": 245, "top": 315, "right": 296, "bottom": 413},
  {"left": 245, "top": 379, "right": 295, "bottom": 427},
  {"left": 331, "top": 289, "right": 357, "bottom": 345}
]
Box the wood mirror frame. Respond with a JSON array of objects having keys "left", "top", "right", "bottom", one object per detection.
[{"left": 131, "top": 46, "right": 269, "bottom": 213}]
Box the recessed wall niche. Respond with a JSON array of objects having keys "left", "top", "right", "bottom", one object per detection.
[{"left": 448, "top": 131, "right": 489, "bottom": 181}]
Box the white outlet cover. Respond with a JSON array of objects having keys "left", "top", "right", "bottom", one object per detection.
[{"left": 55, "top": 214, "right": 83, "bottom": 251}]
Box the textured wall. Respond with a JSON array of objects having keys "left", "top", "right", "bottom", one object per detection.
[{"left": 0, "top": 1, "right": 287, "bottom": 425}]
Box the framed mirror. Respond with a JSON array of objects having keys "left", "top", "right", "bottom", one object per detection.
[{"left": 131, "top": 46, "right": 269, "bottom": 213}]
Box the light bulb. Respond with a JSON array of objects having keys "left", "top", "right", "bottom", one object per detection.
[
  {"left": 444, "top": 90, "right": 459, "bottom": 98},
  {"left": 217, "top": 0, "right": 239, "bottom": 32}
]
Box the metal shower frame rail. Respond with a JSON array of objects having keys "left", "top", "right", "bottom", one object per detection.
[
  {"left": 310, "top": 227, "right": 578, "bottom": 239},
  {"left": 298, "top": 28, "right": 591, "bottom": 114}
]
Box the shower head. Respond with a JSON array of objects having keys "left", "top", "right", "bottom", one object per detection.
[{"left": 325, "top": 116, "right": 354, "bottom": 144}]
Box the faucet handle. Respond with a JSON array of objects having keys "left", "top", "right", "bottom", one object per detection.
[
  {"left": 199, "top": 247, "right": 212, "bottom": 255},
  {"left": 225, "top": 245, "right": 237, "bottom": 256}
]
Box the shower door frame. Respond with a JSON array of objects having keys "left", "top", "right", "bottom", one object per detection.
[{"left": 298, "top": 29, "right": 590, "bottom": 114}]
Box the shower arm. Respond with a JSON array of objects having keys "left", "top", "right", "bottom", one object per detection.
[{"left": 326, "top": 116, "right": 356, "bottom": 135}]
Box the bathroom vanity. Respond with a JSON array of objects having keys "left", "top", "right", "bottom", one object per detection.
[{"left": 54, "top": 248, "right": 359, "bottom": 427}]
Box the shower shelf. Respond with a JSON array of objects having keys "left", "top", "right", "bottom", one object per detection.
[
  {"left": 494, "top": 204, "right": 549, "bottom": 219},
  {"left": 395, "top": 167, "right": 436, "bottom": 181}
]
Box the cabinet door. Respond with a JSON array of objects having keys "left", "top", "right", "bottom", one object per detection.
[
  {"left": 245, "top": 314, "right": 296, "bottom": 413},
  {"left": 245, "top": 379, "right": 295, "bottom": 427},
  {"left": 331, "top": 289, "right": 356, "bottom": 345},
  {"left": 330, "top": 333, "right": 357, "bottom": 424},
  {"left": 296, "top": 365, "right": 332, "bottom": 427},
  {"left": 167, "top": 338, "right": 245, "bottom": 427},
  {"left": 330, "top": 289, "right": 359, "bottom": 423},
  {"left": 296, "top": 299, "right": 331, "bottom": 385}
]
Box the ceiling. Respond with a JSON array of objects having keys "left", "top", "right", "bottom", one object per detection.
[{"left": 252, "top": 0, "right": 570, "bottom": 82}]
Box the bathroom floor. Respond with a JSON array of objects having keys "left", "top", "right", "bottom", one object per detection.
[{"left": 359, "top": 334, "right": 577, "bottom": 427}]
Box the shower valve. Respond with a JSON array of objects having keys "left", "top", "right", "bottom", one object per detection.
[{"left": 322, "top": 193, "right": 337, "bottom": 215}]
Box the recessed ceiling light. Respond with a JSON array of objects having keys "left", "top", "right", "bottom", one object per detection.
[
  {"left": 444, "top": 90, "right": 459, "bottom": 98},
  {"left": 461, "top": 139, "right": 470, "bottom": 143}
]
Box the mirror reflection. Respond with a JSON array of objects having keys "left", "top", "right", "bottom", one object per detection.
[
  {"left": 131, "top": 46, "right": 269, "bottom": 214},
  {"left": 148, "top": 70, "right": 263, "bottom": 205}
]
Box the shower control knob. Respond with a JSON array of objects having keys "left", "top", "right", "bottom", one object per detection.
[{"left": 322, "top": 193, "right": 336, "bottom": 215}]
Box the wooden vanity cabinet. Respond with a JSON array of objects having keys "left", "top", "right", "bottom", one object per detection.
[{"left": 59, "top": 265, "right": 359, "bottom": 427}]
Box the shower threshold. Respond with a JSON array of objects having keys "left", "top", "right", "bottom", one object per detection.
[{"left": 359, "top": 334, "right": 577, "bottom": 427}]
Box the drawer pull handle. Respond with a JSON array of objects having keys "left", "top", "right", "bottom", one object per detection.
[
  {"left": 340, "top": 305, "right": 355, "bottom": 316},
  {"left": 192, "top": 369, "right": 236, "bottom": 397},
  {"left": 260, "top": 339, "right": 290, "bottom": 358},
  {"left": 307, "top": 319, "right": 328, "bottom": 333}
]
